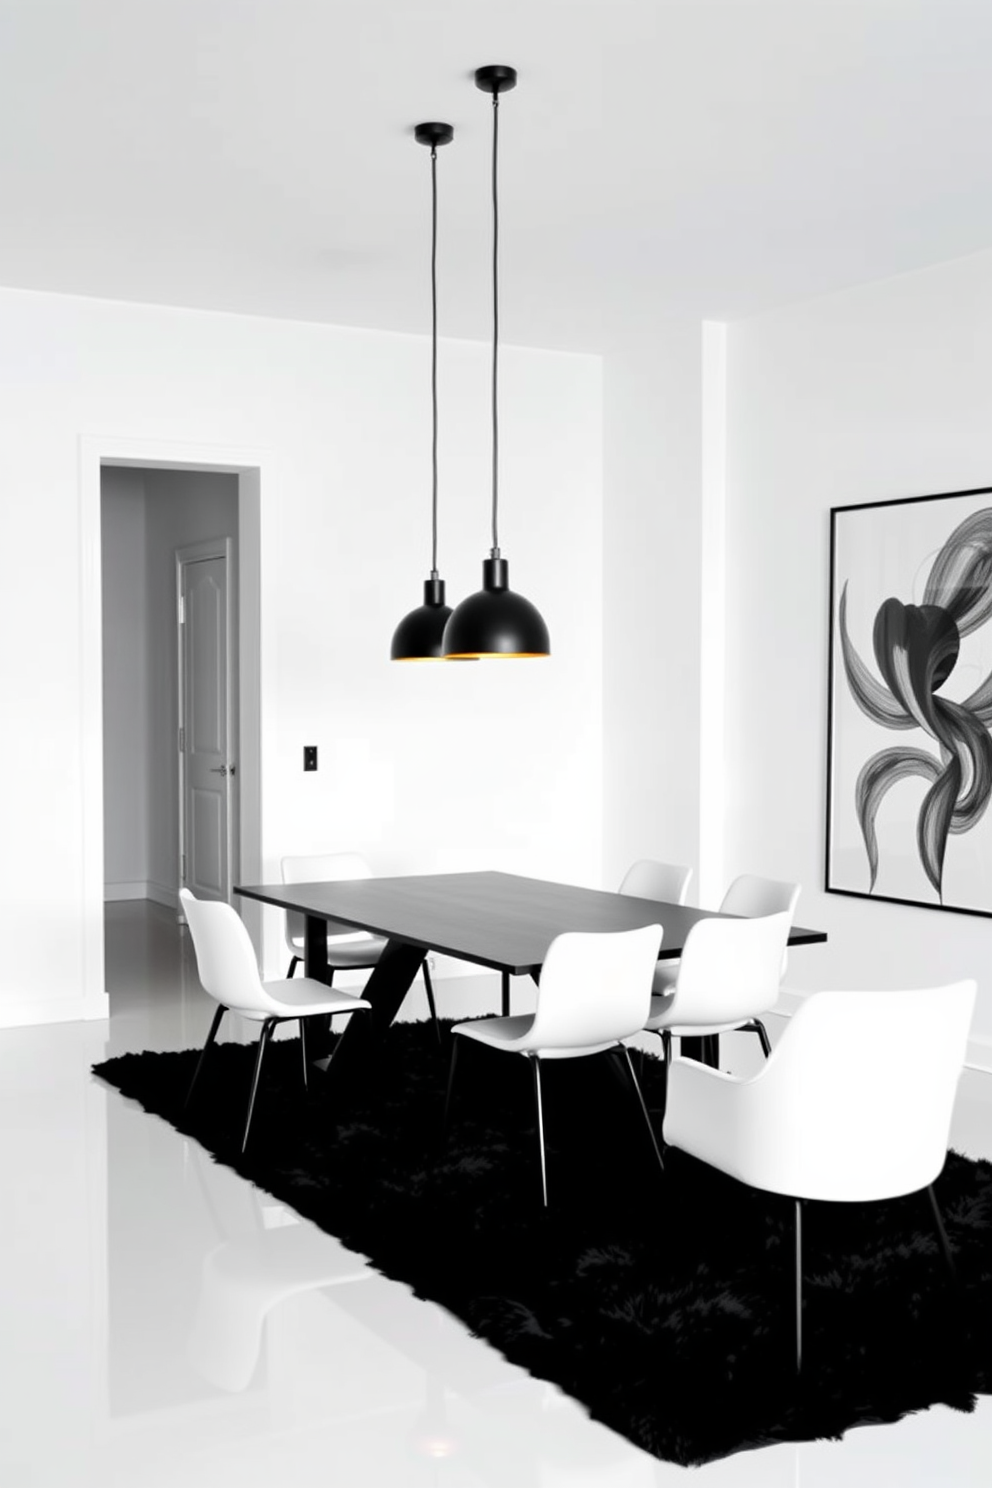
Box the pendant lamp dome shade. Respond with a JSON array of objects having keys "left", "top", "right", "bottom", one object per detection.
[
  {"left": 390, "top": 121, "right": 456, "bottom": 660},
  {"left": 390, "top": 577, "right": 453, "bottom": 661},
  {"left": 442, "top": 556, "right": 550, "bottom": 658},
  {"left": 441, "top": 65, "right": 550, "bottom": 661}
]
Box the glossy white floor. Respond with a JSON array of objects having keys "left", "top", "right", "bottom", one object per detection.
[{"left": 2, "top": 902, "right": 991, "bottom": 1487}]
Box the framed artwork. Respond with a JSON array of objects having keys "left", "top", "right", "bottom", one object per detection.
[{"left": 826, "top": 486, "right": 992, "bottom": 917}]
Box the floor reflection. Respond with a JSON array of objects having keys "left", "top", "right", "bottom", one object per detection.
[{"left": 1, "top": 902, "right": 990, "bottom": 1486}]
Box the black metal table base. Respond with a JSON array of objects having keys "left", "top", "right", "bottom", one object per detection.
[
  {"left": 304, "top": 916, "right": 426, "bottom": 1094},
  {"left": 679, "top": 1034, "right": 720, "bottom": 1066}
]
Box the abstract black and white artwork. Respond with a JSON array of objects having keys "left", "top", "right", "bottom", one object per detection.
[{"left": 827, "top": 487, "right": 992, "bottom": 916}]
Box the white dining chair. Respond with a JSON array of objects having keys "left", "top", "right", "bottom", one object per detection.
[
  {"left": 664, "top": 980, "right": 976, "bottom": 1371},
  {"left": 644, "top": 911, "right": 792, "bottom": 1121},
  {"left": 499, "top": 860, "right": 691, "bottom": 1019},
  {"left": 445, "top": 923, "right": 665, "bottom": 1206},
  {"left": 180, "top": 888, "right": 372, "bottom": 1153},
  {"left": 619, "top": 859, "right": 693, "bottom": 906},
  {"left": 281, "top": 852, "right": 440, "bottom": 1041},
  {"left": 651, "top": 873, "right": 800, "bottom": 1057}
]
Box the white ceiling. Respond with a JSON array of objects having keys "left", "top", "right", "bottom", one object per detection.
[{"left": 3, "top": 0, "right": 992, "bottom": 352}]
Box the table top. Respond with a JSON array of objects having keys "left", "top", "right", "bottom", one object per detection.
[{"left": 235, "top": 870, "right": 827, "bottom": 977}]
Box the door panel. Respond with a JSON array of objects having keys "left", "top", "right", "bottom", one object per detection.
[
  {"left": 190, "top": 787, "right": 224, "bottom": 895},
  {"left": 182, "top": 556, "right": 229, "bottom": 902},
  {"left": 189, "top": 573, "right": 225, "bottom": 755}
]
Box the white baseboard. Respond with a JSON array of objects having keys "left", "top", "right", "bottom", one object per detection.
[
  {"left": 146, "top": 881, "right": 179, "bottom": 911},
  {"left": 772, "top": 988, "right": 992, "bottom": 1075},
  {"left": 0, "top": 994, "right": 109, "bottom": 1027},
  {"left": 104, "top": 881, "right": 178, "bottom": 910},
  {"left": 104, "top": 881, "right": 146, "bottom": 901}
]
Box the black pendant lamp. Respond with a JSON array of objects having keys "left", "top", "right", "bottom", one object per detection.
[
  {"left": 391, "top": 121, "right": 456, "bottom": 661},
  {"left": 442, "top": 66, "right": 551, "bottom": 660}
]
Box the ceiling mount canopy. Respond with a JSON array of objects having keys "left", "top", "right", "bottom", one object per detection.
[
  {"left": 442, "top": 65, "right": 551, "bottom": 661},
  {"left": 390, "top": 120, "right": 457, "bottom": 661}
]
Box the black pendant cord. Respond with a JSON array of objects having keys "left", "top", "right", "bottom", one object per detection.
[
  {"left": 430, "top": 143, "right": 440, "bottom": 579},
  {"left": 490, "top": 92, "right": 500, "bottom": 557},
  {"left": 391, "top": 120, "right": 453, "bottom": 660}
]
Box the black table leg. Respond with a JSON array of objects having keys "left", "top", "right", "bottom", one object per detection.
[
  {"left": 680, "top": 1034, "right": 720, "bottom": 1067},
  {"left": 304, "top": 914, "right": 330, "bottom": 982},
  {"left": 319, "top": 939, "right": 426, "bottom": 1094},
  {"left": 303, "top": 914, "right": 334, "bottom": 1057}
]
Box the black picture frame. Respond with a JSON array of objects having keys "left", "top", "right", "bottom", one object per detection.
[{"left": 826, "top": 485, "right": 992, "bottom": 918}]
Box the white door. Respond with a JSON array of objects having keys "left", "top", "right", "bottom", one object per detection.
[{"left": 180, "top": 554, "right": 233, "bottom": 902}]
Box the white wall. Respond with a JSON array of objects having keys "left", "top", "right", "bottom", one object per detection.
[
  {"left": 101, "top": 467, "right": 149, "bottom": 894},
  {"left": 601, "top": 322, "right": 705, "bottom": 896},
  {"left": 0, "top": 287, "right": 602, "bottom": 1024},
  {"left": 725, "top": 247, "right": 992, "bottom": 1056}
]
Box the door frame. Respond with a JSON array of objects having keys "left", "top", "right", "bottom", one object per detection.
[
  {"left": 80, "top": 435, "right": 266, "bottom": 1016},
  {"left": 176, "top": 537, "right": 236, "bottom": 911}
]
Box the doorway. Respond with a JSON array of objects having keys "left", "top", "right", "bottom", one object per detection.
[
  {"left": 91, "top": 450, "right": 263, "bottom": 1009},
  {"left": 102, "top": 467, "right": 240, "bottom": 915}
]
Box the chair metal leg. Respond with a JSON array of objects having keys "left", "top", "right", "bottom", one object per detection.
[
  {"left": 530, "top": 1055, "right": 549, "bottom": 1207},
  {"left": 287, "top": 955, "right": 300, "bottom": 978},
  {"left": 299, "top": 1017, "right": 310, "bottom": 1092},
  {"left": 657, "top": 1029, "right": 672, "bottom": 1140},
  {"left": 242, "top": 1018, "right": 276, "bottom": 1154},
  {"left": 927, "top": 1185, "right": 957, "bottom": 1283},
  {"left": 794, "top": 1197, "right": 804, "bottom": 1375},
  {"left": 185, "top": 1003, "right": 225, "bottom": 1109},
  {"left": 619, "top": 1045, "right": 665, "bottom": 1181},
  {"left": 441, "top": 1034, "right": 460, "bottom": 1146},
  {"left": 751, "top": 1019, "right": 772, "bottom": 1058},
  {"left": 926, "top": 1184, "right": 972, "bottom": 1374},
  {"left": 422, "top": 960, "right": 441, "bottom": 1046},
  {"left": 501, "top": 970, "right": 511, "bottom": 1017}
]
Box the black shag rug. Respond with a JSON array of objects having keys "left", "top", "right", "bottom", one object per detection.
[{"left": 93, "top": 1022, "right": 992, "bottom": 1466}]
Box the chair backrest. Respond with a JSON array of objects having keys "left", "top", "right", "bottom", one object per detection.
[
  {"left": 738, "top": 982, "right": 976, "bottom": 1201},
  {"left": 719, "top": 873, "right": 800, "bottom": 918},
  {"left": 619, "top": 859, "right": 693, "bottom": 906},
  {"left": 528, "top": 923, "right": 663, "bottom": 1051},
  {"left": 281, "top": 853, "right": 374, "bottom": 947},
  {"left": 671, "top": 911, "right": 792, "bottom": 1024},
  {"left": 180, "top": 889, "right": 277, "bottom": 1016},
  {"left": 719, "top": 874, "right": 800, "bottom": 975}
]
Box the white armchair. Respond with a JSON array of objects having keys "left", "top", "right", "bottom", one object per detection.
[{"left": 665, "top": 980, "right": 976, "bottom": 1370}]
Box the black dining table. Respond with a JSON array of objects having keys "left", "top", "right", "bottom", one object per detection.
[{"left": 235, "top": 870, "right": 826, "bottom": 1078}]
